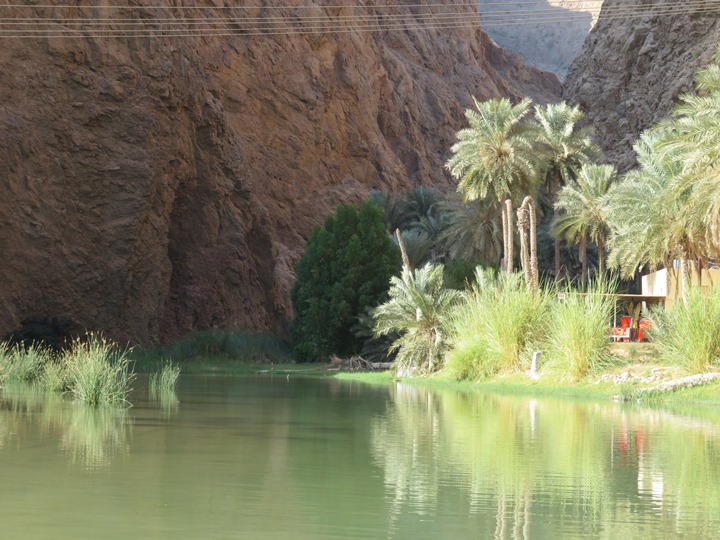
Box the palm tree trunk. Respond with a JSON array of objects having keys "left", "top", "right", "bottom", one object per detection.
[
  {"left": 554, "top": 238, "right": 561, "bottom": 281},
  {"left": 529, "top": 198, "right": 538, "bottom": 290},
  {"left": 517, "top": 206, "right": 529, "bottom": 279},
  {"left": 505, "top": 199, "right": 514, "bottom": 274},
  {"left": 501, "top": 204, "right": 509, "bottom": 273},
  {"left": 680, "top": 251, "right": 689, "bottom": 306},
  {"left": 597, "top": 235, "right": 605, "bottom": 279},
  {"left": 395, "top": 228, "right": 411, "bottom": 270},
  {"left": 580, "top": 234, "right": 587, "bottom": 288}
]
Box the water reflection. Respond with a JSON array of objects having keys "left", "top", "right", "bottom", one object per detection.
[
  {"left": 148, "top": 386, "right": 179, "bottom": 417},
  {"left": 372, "top": 384, "right": 720, "bottom": 539},
  {"left": 0, "top": 384, "right": 130, "bottom": 469}
]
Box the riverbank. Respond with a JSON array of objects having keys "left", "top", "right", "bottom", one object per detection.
[{"left": 126, "top": 331, "right": 720, "bottom": 405}]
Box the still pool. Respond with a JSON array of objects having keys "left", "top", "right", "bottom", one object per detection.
[{"left": 1, "top": 375, "right": 719, "bottom": 539}]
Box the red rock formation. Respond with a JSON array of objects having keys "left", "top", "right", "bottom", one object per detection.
[{"left": 0, "top": 1, "right": 560, "bottom": 344}]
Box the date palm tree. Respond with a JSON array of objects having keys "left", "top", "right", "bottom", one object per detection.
[
  {"left": 662, "top": 46, "right": 720, "bottom": 255},
  {"left": 435, "top": 196, "right": 503, "bottom": 263},
  {"left": 553, "top": 163, "right": 617, "bottom": 286},
  {"left": 533, "top": 102, "right": 600, "bottom": 277},
  {"left": 373, "top": 264, "right": 461, "bottom": 375},
  {"left": 446, "top": 97, "right": 537, "bottom": 273},
  {"left": 605, "top": 130, "right": 706, "bottom": 298}
]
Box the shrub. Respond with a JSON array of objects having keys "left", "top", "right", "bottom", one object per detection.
[
  {"left": 544, "top": 279, "right": 616, "bottom": 380},
  {"left": 291, "top": 200, "right": 401, "bottom": 362},
  {"left": 649, "top": 288, "right": 720, "bottom": 373}
]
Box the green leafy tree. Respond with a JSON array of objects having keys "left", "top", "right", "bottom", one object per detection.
[
  {"left": 290, "top": 200, "right": 401, "bottom": 362},
  {"left": 553, "top": 163, "right": 617, "bottom": 285}
]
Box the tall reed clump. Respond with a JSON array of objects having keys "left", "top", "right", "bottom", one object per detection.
[
  {"left": 545, "top": 279, "right": 616, "bottom": 381},
  {"left": 0, "top": 343, "right": 51, "bottom": 384},
  {"left": 64, "top": 335, "right": 136, "bottom": 406},
  {"left": 446, "top": 268, "right": 550, "bottom": 379},
  {"left": 149, "top": 361, "right": 181, "bottom": 394},
  {"left": 649, "top": 288, "right": 720, "bottom": 373}
]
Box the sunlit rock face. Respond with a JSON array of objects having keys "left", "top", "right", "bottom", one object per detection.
[
  {"left": 564, "top": 0, "right": 720, "bottom": 170},
  {"left": 477, "top": 0, "right": 602, "bottom": 79},
  {"left": 0, "top": 1, "right": 561, "bottom": 344}
]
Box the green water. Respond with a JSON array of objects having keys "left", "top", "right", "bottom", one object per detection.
[{"left": 1, "top": 376, "right": 719, "bottom": 539}]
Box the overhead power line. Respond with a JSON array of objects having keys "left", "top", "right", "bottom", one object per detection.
[
  {"left": 0, "top": 0, "right": 717, "bottom": 38},
  {"left": 0, "top": 1, "right": 607, "bottom": 10}
]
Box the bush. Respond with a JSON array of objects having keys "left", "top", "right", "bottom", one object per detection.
[
  {"left": 544, "top": 279, "right": 616, "bottom": 380},
  {"left": 291, "top": 200, "right": 401, "bottom": 362},
  {"left": 649, "top": 288, "right": 720, "bottom": 373}
]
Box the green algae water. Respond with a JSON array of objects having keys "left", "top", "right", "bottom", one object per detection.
[{"left": 1, "top": 376, "right": 720, "bottom": 539}]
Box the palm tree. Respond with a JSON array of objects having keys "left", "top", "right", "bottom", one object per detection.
[
  {"left": 373, "top": 264, "right": 461, "bottom": 375},
  {"left": 533, "top": 102, "right": 599, "bottom": 277},
  {"left": 435, "top": 196, "right": 503, "bottom": 263},
  {"left": 661, "top": 46, "right": 720, "bottom": 255},
  {"left": 446, "top": 97, "right": 537, "bottom": 273},
  {"left": 553, "top": 163, "right": 617, "bottom": 286},
  {"left": 605, "top": 130, "right": 706, "bottom": 297}
]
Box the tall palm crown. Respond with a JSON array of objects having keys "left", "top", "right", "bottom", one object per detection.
[
  {"left": 553, "top": 163, "right": 617, "bottom": 281},
  {"left": 436, "top": 196, "right": 502, "bottom": 263},
  {"left": 605, "top": 130, "right": 706, "bottom": 278},
  {"left": 534, "top": 102, "right": 598, "bottom": 192},
  {"left": 446, "top": 97, "right": 537, "bottom": 203},
  {"left": 533, "top": 102, "right": 599, "bottom": 278},
  {"left": 662, "top": 46, "right": 720, "bottom": 254}
]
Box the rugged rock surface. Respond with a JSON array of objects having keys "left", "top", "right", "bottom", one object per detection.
[
  {"left": 478, "top": 0, "right": 601, "bottom": 78},
  {"left": 0, "top": 1, "right": 561, "bottom": 344},
  {"left": 564, "top": 0, "right": 720, "bottom": 171}
]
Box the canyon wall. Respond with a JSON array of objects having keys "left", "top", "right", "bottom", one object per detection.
[
  {"left": 0, "top": 1, "right": 561, "bottom": 344},
  {"left": 564, "top": 0, "right": 720, "bottom": 170}
]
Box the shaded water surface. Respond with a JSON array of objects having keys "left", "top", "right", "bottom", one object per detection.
[{"left": 1, "top": 376, "right": 720, "bottom": 539}]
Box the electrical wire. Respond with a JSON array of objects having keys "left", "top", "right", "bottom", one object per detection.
[
  {"left": 0, "top": 0, "right": 716, "bottom": 38},
  {"left": 0, "top": 1, "right": 607, "bottom": 10}
]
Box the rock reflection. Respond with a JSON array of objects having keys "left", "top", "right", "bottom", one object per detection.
[
  {"left": 0, "top": 384, "right": 131, "bottom": 469},
  {"left": 371, "top": 384, "right": 720, "bottom": 538}
]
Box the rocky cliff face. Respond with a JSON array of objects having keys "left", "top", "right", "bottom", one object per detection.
[
  {"left": 564, "top": 0, "right": 720, "bottom": 171},
  {"left": 0, "top": 1, "right": 561, "bottom": 344}
]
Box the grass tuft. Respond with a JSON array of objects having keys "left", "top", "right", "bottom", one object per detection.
[
  {"left": 648, "top": 288, "right": 720, "bottom": 373},
  {"left": 131, "top": 329, "right": 292, "bottom": 371},
  {"left": 0, "top": 344, "right": 52, "bottom": 384},
  {"left": 64, "top": 335, "right": 136, "bottom": 406},
  {"left": 544, "top": 279, "right": 617, "bottom": 381},
  {"left": 149, "top": 361, "right": 180, "bottom": 394},
  {"left": 446, "top": 269, "right": 550, "bottom": 379}
]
